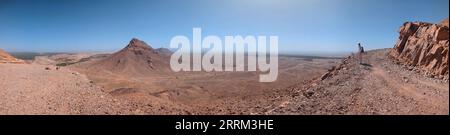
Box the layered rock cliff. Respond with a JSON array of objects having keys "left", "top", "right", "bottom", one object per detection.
[{"left": 390, "top": 18, "right": 449, "bottom": 77}]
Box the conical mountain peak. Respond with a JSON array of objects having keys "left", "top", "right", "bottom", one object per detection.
[{"left": 125, "top": 38, "right": 153, "bottom": 50}]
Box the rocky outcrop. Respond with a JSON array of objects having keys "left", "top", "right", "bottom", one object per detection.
[
  {"left": 390, "top": 18, "right": 449, "bottom": 77},
  {"left": 0, "top": 49, "right": 25, "bottom": 64}
]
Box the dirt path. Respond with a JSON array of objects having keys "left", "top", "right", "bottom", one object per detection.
[{"left": 367, "top": 50, "right": 448, "bottom": 114}]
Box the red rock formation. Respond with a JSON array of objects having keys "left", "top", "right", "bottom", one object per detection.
[{"left": 390, "top": 18, "right": 449, "bottom": 76}]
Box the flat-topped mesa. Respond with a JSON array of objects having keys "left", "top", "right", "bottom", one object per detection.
[
  {"left": 439, "top": 18, "right": 449, "bottom": 27},
  {"left": 390, "top": 18, "right": 449, "bottom": 77}
]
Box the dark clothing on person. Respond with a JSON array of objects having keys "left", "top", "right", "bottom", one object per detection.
[{"left": 358, "top": 43, "right": 364, "bottom": 64}]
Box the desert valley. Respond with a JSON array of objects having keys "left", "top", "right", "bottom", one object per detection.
[{"left": 0, "top": 18, "right": 448, "bottom": 115}]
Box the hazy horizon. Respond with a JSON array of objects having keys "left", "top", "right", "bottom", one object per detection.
[
  {"left": 1, "top": 0, "right": 448, "bottom": 54},
  {"left": 6, "top": 46, "right": 354, "bottom": 58}
]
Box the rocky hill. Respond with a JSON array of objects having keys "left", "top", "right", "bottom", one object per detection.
[
  {"left": 87, "top": 38, "right": 171, "bottom": 76},
  {"left": 389, "top": 18, "right": 449, "bottom": 78},
  {"left": 154, "top": 48, "right": 172, "bottom": 56},
  {"left": 0, "top": 49, "right": 25, "bottom": 64},
  {"left": 440, "top": 18, "right": 449, "bottom": 27}
]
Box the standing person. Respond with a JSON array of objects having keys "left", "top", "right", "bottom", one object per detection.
[{"left": 357, "top": 43, "right": 364, "bottom": 64}]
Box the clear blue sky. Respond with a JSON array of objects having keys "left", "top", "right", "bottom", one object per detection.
[{"left": 0, "top": 0, "right": 448, "bottom": 53}]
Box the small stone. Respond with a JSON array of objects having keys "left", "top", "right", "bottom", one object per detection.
[
  {"left": 303, "top": 90, "right": 314, "bottom": 98},
  {"left": 320, "top": 72, "right": 331, "bottom": 80}
]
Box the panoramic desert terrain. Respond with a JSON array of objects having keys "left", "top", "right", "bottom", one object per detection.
[
  {"left": 0, "top": 43, "right": 340, "bottom": 114},
  {"left": 0, "top": 18, "right": 448, "bottom": 115}
]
